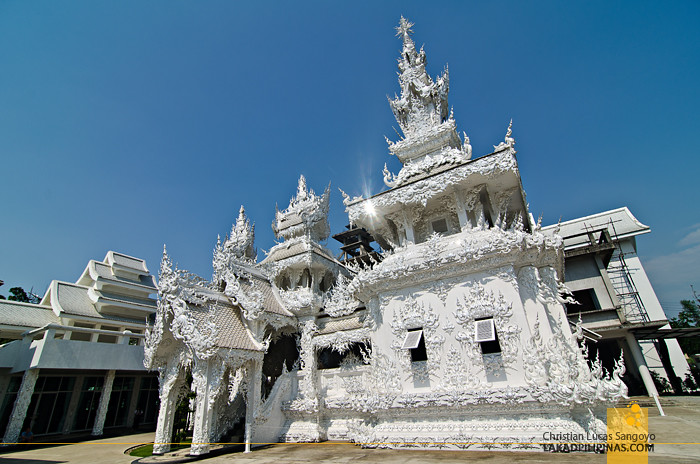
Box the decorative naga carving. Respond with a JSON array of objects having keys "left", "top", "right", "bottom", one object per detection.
[
  {"left": 147, "top": 247, "right": 218, "bottom": 363},
  {"left": 522, "top": 317, "right": 627, "bottom": 405},
  {"left": 324, "top": 274, "right": 361, "bottom": 317}
]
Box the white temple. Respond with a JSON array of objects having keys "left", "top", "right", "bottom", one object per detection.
[{"left": 145, "top": 18, "right": 627, "bottom": 455}]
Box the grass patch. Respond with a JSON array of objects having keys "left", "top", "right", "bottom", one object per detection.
[
  {"left": 129, "top": 443, "right": 154, "bottom": 457},
  {"left": 128, "top": 440, "right": 192, "bottom": 457}
]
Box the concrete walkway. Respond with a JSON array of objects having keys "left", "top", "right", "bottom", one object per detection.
[
  {"left": 2, "top": 397, "right": 699, "bottom": 464},
  {"left": 0, "top": 431, "right": 155, "bottom": 464}
]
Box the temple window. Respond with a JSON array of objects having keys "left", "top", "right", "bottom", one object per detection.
[
  {"left": 319, "top": 272, "right": 335, "bottom": 293},
  {"left": 431, "top": 218, "right": 449, "bottom": 235},
  {"left": 279, "top": 273, "right": 291, "bottom": 290},
  {"left": 565, "top": 289, "right": 601, "bottom": 314},
  {"left": 479, "top": 189, "right": 495, "bottom": 228},
  {"left": 475, "top": 318, "right": 501, "bottom": 354},
  {"left": 301, "top": 269, "right": 312, "bottom": 288},
  {"left": 317, "top": 342, "right": 370, "bottom": 369},
  {"left": 402, "top": 328, "right": 428, "bottom": 362}
]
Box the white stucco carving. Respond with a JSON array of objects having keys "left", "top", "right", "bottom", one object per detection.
[
  {"left": 2, "top": 369, "right": 39, "bottom": 445},
  {"left": 91, "top": 369, "right": 115, "bottom": 436},
  {"left": 145, "top": 17, "right": 629, "bottom": 455}
]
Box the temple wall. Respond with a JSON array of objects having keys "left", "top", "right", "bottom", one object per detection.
[{"left": 369, "top": 266, "right": 568, "bottom": 393}]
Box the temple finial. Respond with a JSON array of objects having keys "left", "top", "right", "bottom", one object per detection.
[
  {"left": 297, "top": 174, "right": 309, "bottom": 200},
  {"left": 505, "top": 119, "right": 515, "bottom": 147},
  {"left": 493, "top": 119, "right": 516, "bottom": 152},
  {"left": 395, "top": 16, "right": 414, "bottom": 44}
]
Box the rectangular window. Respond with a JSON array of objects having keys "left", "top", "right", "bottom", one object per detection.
[
  {"left": 105, "top": 377, "right": 134, "bottom": 428},
  {"left": 474, "top": 318, "right": 495, "bottom": 342},
  {"left": 73, "top": 323, "right": 94, "bottom": 329},
  {"left": 70, "top": 322, "right": 94, "bottom": 342},
  {"left": 97, "top": 334, "right": 118, "bottom": 344},
  {"left": 136, "top": 375, "right": 160, "bottom": 425},
  {"left": 73, "top": 377, "right": 104, "bottom": 432},
  {"left": 431, "top": 218, "right": 449, "bottom": 235},
  {"left": 475, "top": 318, "right": 501, "bottom": 354},
  {"left": 403, "top": 328, "right": 427, "bottom": 362},
  {"left": 69, "top": 332, "right": 92, "bottom": 342},
  {"left": 100, "top": 325, "right": 120, "bottom": 332},
  {"left": 21, "top": 376, "right": 75, "bottom": 436},
  {"left": 401, "top": 330, "right": 423, "bottom": 349},
  {"left": 565, "top": 289, "right": 601, "bottom": 314}
]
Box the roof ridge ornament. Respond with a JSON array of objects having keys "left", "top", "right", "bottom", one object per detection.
[{"left": 493, "top": 119, "right": 516, "bottom": 152}]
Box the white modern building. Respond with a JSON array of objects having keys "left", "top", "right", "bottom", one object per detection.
[
  {"left": 542, "top": 208, "right": 692, "bottom": 401},
  {"left": 145, "top": 18, "right": 627, "bottom": 456},
  {"left": 0, "top": 251, "right": 159, "bottom": 444}
]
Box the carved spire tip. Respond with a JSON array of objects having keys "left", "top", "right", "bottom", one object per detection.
[{"left": 395, "top": 16, "right": 414, "bottom": 41}]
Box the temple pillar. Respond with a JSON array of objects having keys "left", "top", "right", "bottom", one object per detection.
[
  {"left": 2, "top": 368, "right": 39, "bottom": 445},
  {"left": 153, "top": 365, "right": 185, "bottom": 454},
  {"left": 625, "top": 332, "right": 665, "bottom": 416},
  {"left": 244, "top": 357, "right": 263, "bottom": 453},
  {"left": 453, "top": 189, "right": 469, "bottom": 230},
  {"left": 62, "top": 375, "right": 84, "bottom": 434},
  {"left": 91, "top": 370, "right": 115, "bottom": 436},
  {"left": 400, "top": 210, "right": 415, "bottom": 244},
  {"left": 190, "top": 359, "right": 212, "bottom": 456}
]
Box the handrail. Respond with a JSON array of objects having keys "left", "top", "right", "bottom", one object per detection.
[
  {"left": 22, "top": 323, "right": 145, "bottom": 339},
  {"left": 560, "top": 227, "right": 610, "bottom": 240}
]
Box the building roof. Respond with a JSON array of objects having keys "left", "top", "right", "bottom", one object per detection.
[
  {"left": 262, "top": 239, "right": 339, "bottom": 266},
  {"left": 0, "top": 300, "right": 59, "bottom": 330},
  {"left": 241, "top": 274, "right": 293, "bottom": 317},
  {"left": 89, "top": 260, "right": 157, "bottom": 289},
  {"left": 49, "top": 281, "right": 145, "bottom": 325},
  {"left": 106, "top": 251, "right": 150, "bottom": 273},
  {"left": 187, "top": 299, "right": 262, "bottom": 351},
  {"left": 542, "top": 207, "right": 650, "bottom": 248},
  {"left": 317, "top": 312, "right": 365, "bottom": 335}
]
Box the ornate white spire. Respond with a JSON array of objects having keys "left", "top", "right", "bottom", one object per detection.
[
  {"left": 158, "top": 244, "right": 177, "bottom": 297},
  {"left": 212, "top": 205, "right": 257, "bottom": 283},
  {"left": 229, "top": 206, "right": 256, "bottom": 260},
  {"left": 215, "top": 205, "right": 256, "bottom": 264},
  {"left": 379, "top": 18, "right": 469, "bottom": 188},
  {"left": 388, "top": 17, "right": 450, "bottom": 140},
  {"left": 273, "top": 175, "right": 330, "bottom": 242}
]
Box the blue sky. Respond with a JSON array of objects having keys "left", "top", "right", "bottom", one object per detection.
[{"left": 1, "top": 1, "right": 699, "bottom": 316}]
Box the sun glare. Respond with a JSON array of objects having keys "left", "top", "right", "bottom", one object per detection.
[{"left": 364, "top": 200, "right": 377, "bottom": 217}]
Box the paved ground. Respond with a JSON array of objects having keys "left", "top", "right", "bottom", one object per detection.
[
  {"left": 646, "top": 395, "right": 700, "bottom": 463},
  {"left": 2, "top": 397, "right": 699, "bottom": 464},
  {"left": 0, "top": 432, "right": 155, "bottom": 464}
]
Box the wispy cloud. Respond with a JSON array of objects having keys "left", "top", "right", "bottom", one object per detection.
[
  {"left": 679, "top": 224, "right": 700, "bottom": 247},
  {"left": 645, "top": 229, "right": 700, "bottom": 304}
]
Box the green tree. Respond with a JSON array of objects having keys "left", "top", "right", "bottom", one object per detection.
[
  {"left": 8, "top": 287, "right": 30, "bottom": 302},
  {"left": 669, "top": 299, "right": 700, "bottom": 357},
  {"left": 4, "top": 287, "right": 40, "bottom": 304}
]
